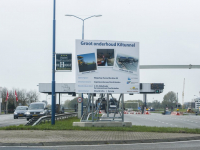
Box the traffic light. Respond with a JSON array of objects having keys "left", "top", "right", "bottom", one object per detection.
[{"left": 155, "top": 90, "right": 160, "bottom": 93}]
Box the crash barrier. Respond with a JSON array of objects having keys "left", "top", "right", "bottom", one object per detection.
[
  {"left": 25, "top": 112, "right": 77, "bottom": 126},
  {"left": 144, "top": 111, "right": 150, "bottom": 115},
  {"left": 124, "top": 111, "right": 143, "bottom": 114},
  {"left": 64, "top": 108, "right": 76, "bottom": 112},
  {"left": 171, "top": 111, "right": 183, "bottom": 116}
]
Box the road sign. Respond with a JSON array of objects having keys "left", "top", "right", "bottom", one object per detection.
[
  {"left": 56, "top": 53, "right": 72, "bottom": 71},
  {"left": 77, "top": 97, "right": 83, "bottom": 103}
]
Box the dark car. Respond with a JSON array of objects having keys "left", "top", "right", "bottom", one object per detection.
[
  {"left": 59, "top": 105, "right": 65, "bottom": 114},
  {"left": 25, "top": 102, "right": 49, "bottom": 121},
  {"left": 108, "top": 106, "right": 119, "bottom": 114},
  {"left": 13, "top": 106, "right": 28, "bottom": 119}
]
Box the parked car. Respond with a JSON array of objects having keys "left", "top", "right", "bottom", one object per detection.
[
  {"left": 25, "top": 102, "right": 49, "bottom": 121},
  {"left": 13, "top": 106, "right": 28, "bottom": 119}
]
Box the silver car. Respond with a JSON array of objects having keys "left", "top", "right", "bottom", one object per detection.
[{"left": 25, "top": 102, "right": 49, "bottom": 121}]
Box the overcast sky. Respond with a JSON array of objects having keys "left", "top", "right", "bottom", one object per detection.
[{"left": 0, "top": 0, "right": 200, "bottom": 105}]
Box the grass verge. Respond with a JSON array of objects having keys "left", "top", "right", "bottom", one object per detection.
[{"left": 1, "top": 117, "right": 200, "bottom": 134}]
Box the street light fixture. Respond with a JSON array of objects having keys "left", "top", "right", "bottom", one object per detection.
[
  {"left": 65, "top": 14, "right": 102, "bottom": 40},
  {"left": 65, "top": 14, "right": 102, "bottom": 117}
]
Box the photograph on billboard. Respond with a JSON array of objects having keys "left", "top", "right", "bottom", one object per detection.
[
  {"left": 56, "top": 53, "right": 72, "bottom": 71},
  {"left": 114, "top": 53, "right": 138, "bottom": 73},
  {"left": 76, "top": 40, "right": 140, "bottom": 94},
  {"left": 77, "top": 53, "right": 97, "bottom": 73},
  {"left": 97, "top": 49, "right": 114, "bottom": 67}
]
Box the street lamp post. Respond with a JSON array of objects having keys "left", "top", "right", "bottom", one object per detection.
[
  {"left": 65, "top": 14, "right": 102, "bottom": 117},
  {"left": 51, "top": 0, "right": 56, "bottom": 125},
  {"left": 65, "top": 15, "right": 102, "bottom": 40}
]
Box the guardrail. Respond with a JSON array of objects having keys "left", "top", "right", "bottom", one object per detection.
[{"left": 32, "top": 112, "right": 77, "bottom": 126}]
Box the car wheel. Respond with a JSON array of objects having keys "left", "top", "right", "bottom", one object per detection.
[
  {"left": 16, "top": 117, "right": 18, "bottom": 119},
  {"left": 27, "top": 118, "right": 29, "bottom": 121},
  {"left": 14, "top": 117, "right": 16, "bottom": 119}
]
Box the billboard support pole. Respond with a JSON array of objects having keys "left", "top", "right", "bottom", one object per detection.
[
  {"left": 107, "top": 94, "right": 109, "bottom": 117},
  {"left": 92, "top": 94, "right": 94, "bottom": 122},
  {"left": 122, "top": 93, "right": 124, "bottom": 122},
  {"left": 143, "top": 94, "right": 147, "bottom": 114}
]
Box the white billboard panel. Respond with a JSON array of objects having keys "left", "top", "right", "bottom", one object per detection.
[
  {"left": 39, "top": 83, "right": 75, "bottom": 93},
  {"left": 76, "top": 40, "right": 140, "bottom": 94}
]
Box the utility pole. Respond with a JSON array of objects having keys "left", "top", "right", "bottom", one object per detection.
[
  {"left": 182, "top": 78, "right": 185, "bottom": 110},
  {"left": 177, "top": 92, "right": 178, "bottom": 108}
]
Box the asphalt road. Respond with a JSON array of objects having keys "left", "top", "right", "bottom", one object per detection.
[
  {"left": 0, "top": 114, "right": 28, "bottom": 127},
  {"left": 1, "top": 140, "right": 200, "bottom": 150},
  {"left": 124, "top": 113, "right": 200, "bottom": 128},
  {"left": 101, "top": 112, "right": 200, "bottom": 129},
  {"left": 1, "top": 113, "right": 200, "bottom": 129}
]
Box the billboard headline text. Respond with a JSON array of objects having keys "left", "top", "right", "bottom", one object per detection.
[{"left": 81, "top": 41, "right": 135, "bottom": 47}]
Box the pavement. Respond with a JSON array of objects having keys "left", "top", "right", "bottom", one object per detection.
[{"left": 0, "top": 130, "right": 200, "bottom": 146}]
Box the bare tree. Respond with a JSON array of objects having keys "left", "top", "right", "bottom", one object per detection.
[
  {"left": 26, "top": 90, "right": 39, "bottom": 104},
  {"left": 1, "top": 87, "right": 40, "bottom": 112}
]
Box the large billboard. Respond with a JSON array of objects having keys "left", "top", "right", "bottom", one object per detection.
[
  {"left": 56, "top": 53, "right": 72, "bottom": 71},
  {"left": 76, "top": 40, "right": 140, "bottom": 94}
]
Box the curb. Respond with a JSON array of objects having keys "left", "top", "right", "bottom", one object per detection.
[{"left": 1, "top": 136, "right": 200, "bottom": 146}]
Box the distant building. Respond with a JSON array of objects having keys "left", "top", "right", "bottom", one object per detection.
[
  {"left": 194, "top": 98, "right": 200, "bottom": 109},
  {"left": 184, "top": 102, "right": 195, "bottom": 109}
]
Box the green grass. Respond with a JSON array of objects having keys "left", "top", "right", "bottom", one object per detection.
[
  {"left": 1, "top": 117, "right": 200, "bottom": 134},
  {"left": 88, "top": 114, "right": 102, "bottom": 120}
]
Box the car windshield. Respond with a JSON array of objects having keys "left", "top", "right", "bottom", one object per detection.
[
  {"left": 29, "top": 104, "right": 44, "bottom": 110},
  {"left": 16, "top": 107, "right": 27, "bottom": 110}
]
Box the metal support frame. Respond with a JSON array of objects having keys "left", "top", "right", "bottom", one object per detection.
[
  {"left": 122, "top": 94, "right": 124, "bottom": 122},
  {"left": 81, "top": 93, "right": 125, "bottom": 122},
  {"left": 92, "top": 94, "right": 94, "bottom": 122}
]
